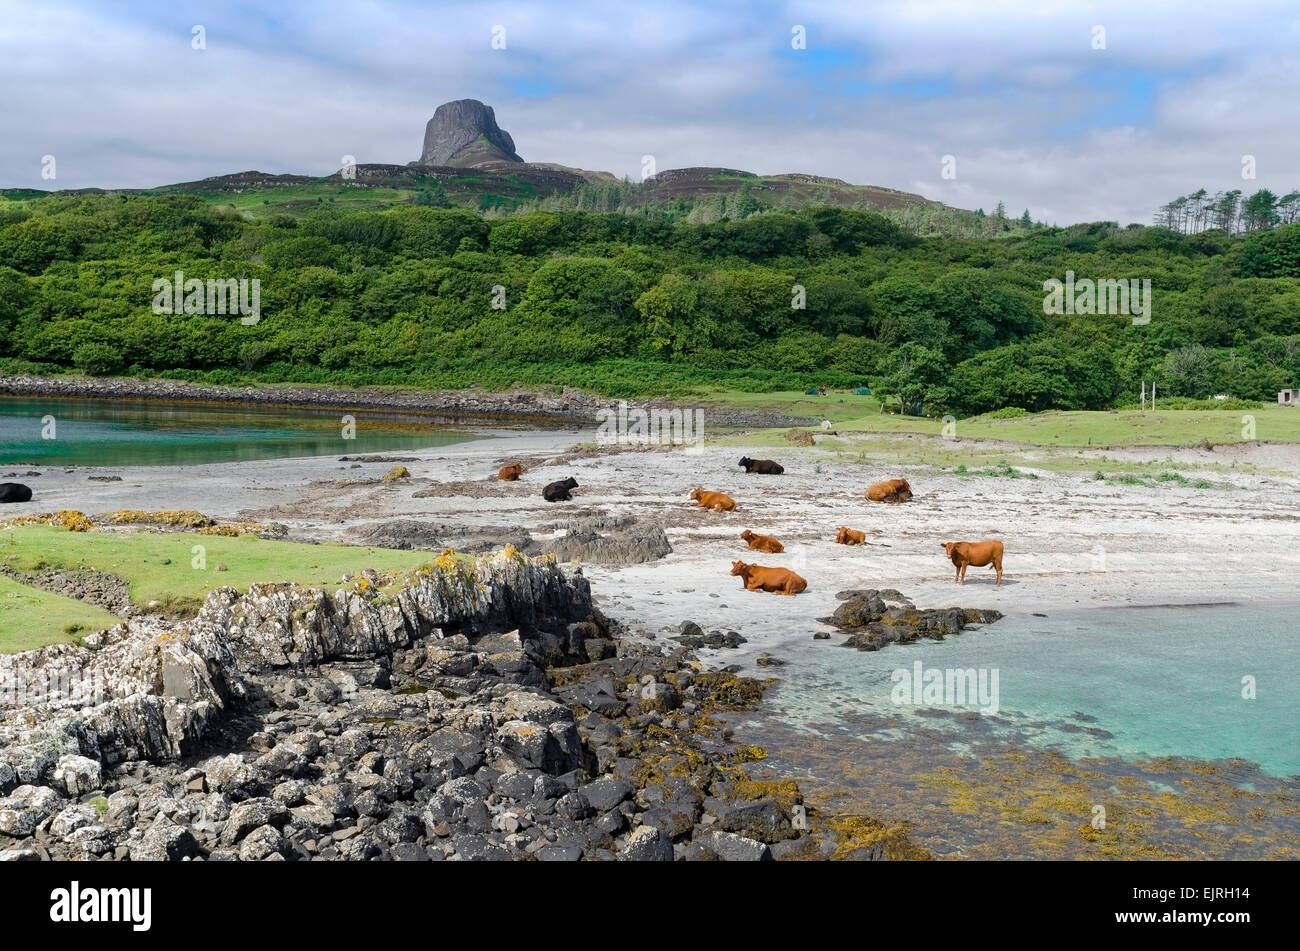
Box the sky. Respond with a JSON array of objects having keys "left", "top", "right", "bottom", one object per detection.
[{"left": 3, "top": 0, "right": 1299, "bottom": 225}]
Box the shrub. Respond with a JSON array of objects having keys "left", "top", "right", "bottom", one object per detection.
[{"left": 71, "top": 342, "right": 123, "bottom": 376}]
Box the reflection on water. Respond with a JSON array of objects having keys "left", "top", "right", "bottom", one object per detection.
[{"left": 0, "top": 396, "right": 499, "bottom": 467}]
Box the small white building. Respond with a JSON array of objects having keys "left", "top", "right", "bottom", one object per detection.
[{"left": 1279, "top": 389, "right": 1300, "bottom": 406}]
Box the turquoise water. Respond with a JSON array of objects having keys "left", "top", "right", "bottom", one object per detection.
[
  {"left": 757, "top": 602, "right": 1299, "bottom": 776},
  {"left": 0, "top": 397, "right": 484, "bottom": 467}
]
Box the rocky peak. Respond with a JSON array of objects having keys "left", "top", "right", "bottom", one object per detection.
[{"left": 419, "top": 99, "right": 523, "bottom": 166}]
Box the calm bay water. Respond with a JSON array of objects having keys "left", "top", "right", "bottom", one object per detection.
[
  {"left": 749, "top": 602, "right": 1300, "bottom": 775},
  {"left": 0, "top": 397, "right": 485, "bottom": 467},
  {"left": 729, "top": 602, "right": 1299, "bottom": 856}
]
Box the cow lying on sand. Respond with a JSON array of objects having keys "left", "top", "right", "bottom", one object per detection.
[
  {"left": 865, "top": 478, "right": 913, "bottom": 503},
  {"left": 0, "top": 483, "right": 32, "bottom": 503},
  {"left": 738, "top": 456, "right": 784, "bottom": 475},
  {"left": 689, "top": 487, "right": 736, "bottom": 512},
  {"left": 730, "top": 560, "right": 806, "bottom": 595},
  {"left": 740, "top": 529, "right": 784, "bottom": 554},
  {"left": 834, "top": 526, "right": 866, "bottom": 545},
  {"left": 497, "top": 464, "right": 524, "bottom": 481},
  {"left": 942, "top": 540, "right": 1004, "bottom": 586},
  {"left": 543, "top": 477, "right": 578, "bottom": 502}
]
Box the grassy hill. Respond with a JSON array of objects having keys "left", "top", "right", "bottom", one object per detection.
[{"left": 2, "top": 161, "right": 1004, "bottom": 234}]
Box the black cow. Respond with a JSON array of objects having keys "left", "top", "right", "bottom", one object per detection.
[
  {"left": 738, "top": 456, "right": 784, "bottom": 475},
  {"left": 543, "top": 477, "right": 578, "bottom": 502},
  {"left": 0, "top": 483, "right": 32, "bottom": 503}
]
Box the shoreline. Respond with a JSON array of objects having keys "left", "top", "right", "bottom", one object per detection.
[
  {"left": 0, "top": 373, "right": 816, "bottom": 429},
  {"left": 3, "top": 425, "right": 1298, "bottom": 858}
]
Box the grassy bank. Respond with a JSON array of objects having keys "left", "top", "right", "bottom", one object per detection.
[
  {"left": 0, "top": 525, "right": 435, "bottom": 650},
  {"left": 700, "top": 389, "right": 1300, "bottom": 446},
  {"left": 0, "top": 574, "right": 121, "bottom": 651}
]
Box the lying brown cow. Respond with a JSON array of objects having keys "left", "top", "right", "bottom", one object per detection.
[
  {"left": 730, "top": 560, "right": 807, "bottom": 595},
  {"left": 942, "top": 540, "right": 1004, "bottom": 586},
  {"left": 865, "top": 478, "right": 913, "bottom": 503},
  {"left": 690, "top": 487, "right": 736, "bottom": 512},
  {"left": 835, "top": 526, "right": 866, "bottom": 546},
  {"left": 740, "top": 529, "right": 784, "bottom": 554},
  {"left": 497, "top": 464, "right": 524, "bottom": 481}
]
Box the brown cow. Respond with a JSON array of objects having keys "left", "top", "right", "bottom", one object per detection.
[
  {"left": 834, "top": 526, "right": 866, "bottom": 546},
  {"left": 497, "top": 464, "right": 524, "bottom": 481},
  {"left": 730, "top": 560, "right": 807, "bottom": 595},
  {"left": 740, "top": 529, "right": 784, "bottom": 554},
  {"left": 865, "top": 478, "right": 913, "bottom": 503},
  {"left": 690, "top": 486, "right": 736, "bottom": 512},
  {"left": 942, "top": 540, "right": 1004, "bottom": 586}
]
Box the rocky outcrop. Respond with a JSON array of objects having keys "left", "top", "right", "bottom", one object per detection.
[
  {"left": 419, "top": 99, "right": 523, "bottom": 166},
  {"left": 352, "top": 519, "right": 443, "bottom": 550},
  {"left": 0, "top": 550, "right": 916, "bottom": 861},
  {"left": 529, "top": 515, "right": 672, "bottom": 565},
  {"left": 821, "top": 588, "right": 1002, "bottom": 651},
  {"left": 0, "top": 550, "right": 598, "bottom": 778}
]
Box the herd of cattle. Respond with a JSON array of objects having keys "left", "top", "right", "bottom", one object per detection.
[
  {"left": 0, "top": 462, "right": 1007, "bottom": 594},
  {"left": 499, "top": 459, "right": 1006, "bottom": 594}
]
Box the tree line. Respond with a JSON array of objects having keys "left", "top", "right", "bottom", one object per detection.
[
  {"left": 0, "top": 194, "right": 1297, "bottom": 412},
  {"left": 1155, "top": 187, "right": 1300, "bottom": 235}
]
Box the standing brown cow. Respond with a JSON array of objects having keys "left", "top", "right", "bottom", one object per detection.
[
  {"left": 730, "top": 560, "right": 807, "bottom": 595},
  {"left": 942, "top": 540, "right": 1004, "bottom": 585}
]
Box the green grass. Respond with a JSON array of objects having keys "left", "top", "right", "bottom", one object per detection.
[
  {"left": 200, "top": 184, "right": 417, "bottom": 218},
  {"left": 1090, "top": 469, "right": 1233, "bottom": 490},
  {"left": 700, "top": 389, "right": 1300, "bottom": 447},
  {"left": 0, "top": 574, "right": 121, "bottom": 652},
  {"left": 953, "top": 463, "right": 1039, "bottom": 479},
  {"left": 694, "top": 388, "right": 883, "bottom": 423},
  {"left": 0, "top": 525, "right": 434, "bottom": 632}
]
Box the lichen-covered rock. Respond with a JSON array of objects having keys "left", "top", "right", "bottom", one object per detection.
[
  {"left": 221, "top": 799, "right": 290, "bottom": 844},
  {"left": 52, "top": 755, "right": 102, "bottom": 797},
  {"left": 237, "top": 825, "right": 286, "bottom": 861},
  {"left": 699, "top": 830, "right": 773, "bottom": 861},
  {"left": 0, "top": 784, "right": 62, "bottom": 837},
  {"left": 618, "top": 825, "right": 673, "bottom": 861},
  {"left": 129, "top": 818, "right": 199, "bottom": 861}
]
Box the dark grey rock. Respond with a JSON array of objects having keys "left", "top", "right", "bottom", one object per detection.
[
  {"left": 451, "top": 833, "right": 512, "bottom": 861},
  {"left": 419, "top": 99, "right": 523, "bottom": 166},
  {"left": 535, "top": 841, "right": 583, "bottom": 861},
  {"left": 580, "top": 778, "right": 633, "bottom": 813}
]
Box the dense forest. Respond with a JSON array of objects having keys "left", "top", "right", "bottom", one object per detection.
[{"left": 0, "top": 192, "right": 1298, "bottom": 412}]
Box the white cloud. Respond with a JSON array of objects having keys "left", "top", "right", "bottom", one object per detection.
[{"left": 2, "top": 0, "right": 1298, "bottom": 224}]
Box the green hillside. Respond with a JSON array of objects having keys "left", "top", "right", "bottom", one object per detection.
[{"left": 0, "top": 190, "right": 1297, "bottom": 411}]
